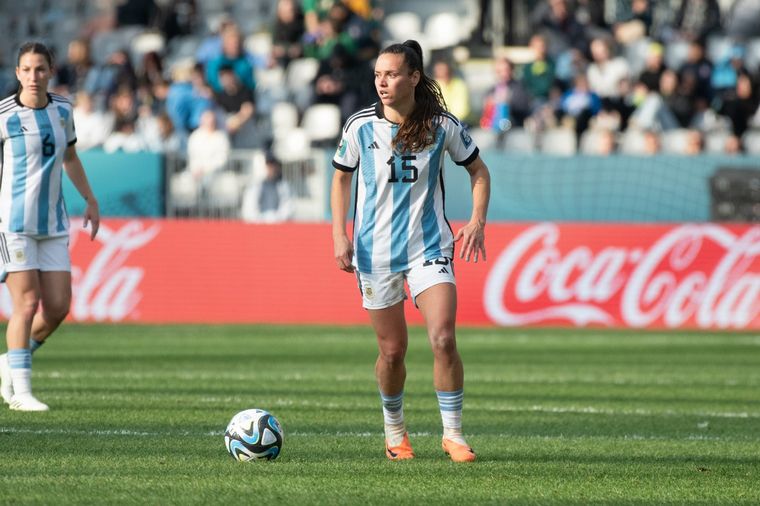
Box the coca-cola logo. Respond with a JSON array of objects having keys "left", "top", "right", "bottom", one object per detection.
[
  {"left": 0, "top": 220, "right": 160, "bottom": 322},
  {"left": 484, "top": 223, "right": 760, "bottom": 329}
]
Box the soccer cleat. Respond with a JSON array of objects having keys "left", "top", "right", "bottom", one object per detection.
[
  {"left": 9, "top": 394, "right": 49, "bottom": 412},
  {"left": 0, "top": 354, "right": 12, "bottom": 404},
  {"left": 385, "top": 432, "right": 415, "bottom": 460},
  {"left": 442, "top": 437, "right": 476, "bottom": 462}
]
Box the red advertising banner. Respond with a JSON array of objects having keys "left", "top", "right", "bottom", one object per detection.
[{"left": 1, "top": 220, "right": 758, "bottom": 329}]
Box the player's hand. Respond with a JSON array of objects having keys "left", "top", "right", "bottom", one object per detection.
[
  {"left": 83, "top": 197, "right": 100, "bottom": 240},
  {"left": 333, "top": 235, "right": 355, "bottom": 273},
  {"left": 454, "top": 219, "right": 486, "bottom": 263}
]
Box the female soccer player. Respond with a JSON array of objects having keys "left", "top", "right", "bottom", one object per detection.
[
  {"left": 0, "top": 42, "right": 100, "bottom": 411},
  {"left": 331, "top": 40, "right": 490, "bottom": 462}
]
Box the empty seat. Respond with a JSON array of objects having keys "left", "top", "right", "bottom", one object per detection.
[
  {"left": 272, "top": 127, "right": 312, "bottom": 162},
  {"left": 424, "top": 12, "right": 463, "bottom": 50},
  {"left": 539, "top": 128, "right": 577, "bottom": 155},
  {"left": 502, "top": 127, "right": 536, "bottom": 154},
  {"left": 384, "top": 12, "right": 423, "bottom": 41},
  {"left": 301, "top": 103, "right": 342, "bottom": 144},
  {"left": 271, "top": 102, "right": 300, "bottom": 137}
]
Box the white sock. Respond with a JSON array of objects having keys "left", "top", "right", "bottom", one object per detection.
[
  {"left": 437, "top": 389, "right": 467, "bottom": 445},
  {"left": 10, "top": 368, "right": 32, "bottom": 397},
  {"left": 380, "top": 390, "right": 406, "bottom": 446}
]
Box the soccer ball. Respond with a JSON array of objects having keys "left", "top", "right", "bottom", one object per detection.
[{"left": 224, "top": 409, "right": 284, "bottom": 461}]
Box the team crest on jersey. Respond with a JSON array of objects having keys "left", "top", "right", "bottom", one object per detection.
[
  {"left": 363, "top": 285, "right": 374, "bottom": 299},
  {"left": 460, "top": 127, "right": 473, "bottom": 148},
  {"left": 13, "top": 249, "right": 25, "bottom": 263},
  {"left": 337, "top": 137, "right": 347, "bottom": 157}
]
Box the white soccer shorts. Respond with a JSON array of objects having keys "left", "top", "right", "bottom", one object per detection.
[
  {"left": 355, "top": 258, "right": 456, "bottom": 310},
  {"left": 0, "top": 233, "right": 71, "bottom": 278}
]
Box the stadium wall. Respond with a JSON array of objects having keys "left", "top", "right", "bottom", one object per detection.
[
  {"left": 63, "top": 151, "right": 165, "bottom": 217},
  {"left": 1, "top": 220, "right": 756, "bottom": 330}
]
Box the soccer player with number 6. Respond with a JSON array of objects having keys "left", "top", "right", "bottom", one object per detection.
[
  {"left": 0, "top": 42, "right": 100, "bottom": 411},
  {"left": 331, "top": 40, "right": 491, "bottom": 462}
]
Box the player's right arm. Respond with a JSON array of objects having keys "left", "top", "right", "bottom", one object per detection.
[{"left": 331, "top": 169, "right": 354, "bottom": 273}]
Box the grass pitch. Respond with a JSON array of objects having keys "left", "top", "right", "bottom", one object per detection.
[{"left": 0, "top": 324, "right": 758, "bottom": 505}]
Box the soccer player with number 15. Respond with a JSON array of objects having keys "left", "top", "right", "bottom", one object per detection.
[{"left": 331, "top": 40, "right": 491, "bottom": 462}]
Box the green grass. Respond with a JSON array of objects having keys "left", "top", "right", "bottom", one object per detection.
[{"left": 1, "top": 325, "right": 759, "bottom": 505}]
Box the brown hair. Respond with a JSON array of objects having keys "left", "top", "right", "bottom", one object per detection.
[
  {"left": 379, "top": 40, "right": 447, "bottom": 152},
  {"left": 17, "top": 41, "right": 54, "bottom": 67}
]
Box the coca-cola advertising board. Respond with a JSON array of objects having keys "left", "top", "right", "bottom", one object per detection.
[{"left": 1, "top": 220, "right": 758, "bottom": 329}]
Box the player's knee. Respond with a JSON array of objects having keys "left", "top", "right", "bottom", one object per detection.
[
  {"left": 429, "top": 329, "right": 457, "bottom": 358},
  {"left": 378, "top": 346, "right": 406, "bottom": 366},
  {"left": 15, "top": 294, "right": 41, "bottom": 321},
  {"left": 44, "top": 300, "right": 70, "bottom": 324}
]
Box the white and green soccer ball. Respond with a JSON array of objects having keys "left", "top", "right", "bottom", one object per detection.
[{"left": 224, "top": 409, "right": 284, "bottom": 461}]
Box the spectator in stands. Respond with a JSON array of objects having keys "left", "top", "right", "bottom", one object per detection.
[
  {"left": 432, "top": 60, "right": 470, "bottom": 123},
  {"left": 166, "top": 62, "right": 214, "bottom": 141},
  {"left": 637, "top": 42, "right": 666, "bottom": 93},
  {"left": 115, "top": 0, "right": 159, "bottom": 28},
  {"left": 104, "top": 117, "right": 147, "bottom": 153},
  {"left": 628, "top": 79, "right": 679, "bottom": 131},
  {"left": 137, "top": 51, "right": 165, "bottom": 93},
  {"left": 205, "top": 24, "right": 256, "bottom": 94},
  {"left": 522, "top": 34, "right": 557, "bottom": 104},
  {"left": 54, "top": 39, "right": 95, "bottom": 96},
  {"left": 660, "top": 69, "right": 693, "bottom": 128},
  {"left": 272, "top": 0, "right": 305, "bottom": 69},
  {"left": 142, "top": 112, "right": 182, "bottom": 153},
  {"left": 84, "top": 49, "right": 138, "bottom": 108},
  {"left": 711, "top": 45, "right": 748, "bottom": 101},
  {"left": 678, "top": 41, "right": 713, "bottom": 106},
  {"left": 558, "top": 73, "right": 601, "bottom": 137},
  {"left": 684, "top": 129, "right": 704, "bottom": 155},
  {"left": 672, "top": 0, "right": 721, "bottom": 43},
  {"left": 186, "top": 110, "right": 230, "bottom": 184},
  {"left": 724, "top": 0, "right": 760, "bottom": 40},
  {"left": 303, "top": 8, "right": 357, "bottom": 62},
  {"left": 614, "top": 0, "right": 653, "bottom": 44},
  {"left": 530, "top": 0, "right": 588, "bottom": 59},
  {"left": 724, "top": 134, "right": 743, "bottom": 154},
  {"left": 109, "top": 86, "right": 139, "bottom": 130},
  {"left": 313, "top": 44, "right": 361, "bottom": 122},
  {"left": 241, "top": 153, "right": 294, "bottom": 223},
  {"left": 480, "top": 57, "right": 532, "bottom": 131},
  {"left": 196, "top": 15, "right": 234, "bottom": 66},
  {"left": 73, "top": 91, "right": 114, "bottom": 151},
  {"left": 642, "top": 129, "right": 661, "bottom": 155},
  {"left": 587, "top": 37, "right": 630, "bottom": 106},
  {"left": 214, "top": 65, "right": 257, "bottom": 148},
  {"left": 156, "top": 0, "right": 198, "bottom": 40},
  {"left": 719, "top": 72, "right": 758, "bottom": 138}
]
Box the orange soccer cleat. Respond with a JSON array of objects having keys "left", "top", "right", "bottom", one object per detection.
[
  {"left": 385, "top": 432, "right": 415, "bottom": 460},
  {"left": 442, "top": 438, "right": 476, "bottom": 462}
]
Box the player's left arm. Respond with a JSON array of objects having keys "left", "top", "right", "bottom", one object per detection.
[
  {"left": 63, "top": 145, "right": 100, "bottom": 240},
  {"left": 454, "top": 155, "right": 490, "bottom": 262}
]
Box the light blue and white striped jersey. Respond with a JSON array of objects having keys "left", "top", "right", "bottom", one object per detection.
[
  {"left": 0, "top": 93, "right": 76, "bottom": 237},
  {"left": 333, "top": 102, "right": 479, "bottom": 274}
]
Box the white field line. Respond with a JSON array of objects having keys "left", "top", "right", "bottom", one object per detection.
[
  {"left": 35, "top": 371, "right": 760, "bottom": 388},
  {"left": 0, "top": 427, "right": 743, "bottom": 442}
]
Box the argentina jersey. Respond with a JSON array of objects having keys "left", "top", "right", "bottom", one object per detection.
[
  {"left": 0, "top": 93, "right": 75, "bottom": 237},
  {"left": 333, "top": 102, "right": 479, "bottom": 274}
]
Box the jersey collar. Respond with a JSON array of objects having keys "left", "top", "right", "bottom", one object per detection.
[{"left": 15, "top": 92, "right": 52, "bottom": 110}]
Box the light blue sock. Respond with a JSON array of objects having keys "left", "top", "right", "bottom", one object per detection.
[
  {"left": 380, "top": 390, "right": 406, "bottom": 445},
  {"left": 30, "top": 339, "right": 44, "bottom": 354},
  {"left": 7, "top": 349, "right": 31, "bottom": 369}
]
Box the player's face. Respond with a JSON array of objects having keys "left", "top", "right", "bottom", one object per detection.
[
  {"left": 374, "top": 53, "right": 420, "bottom": 109},
  {"left": 16, "top": 53, "right": 52, "bottom": 96}
]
